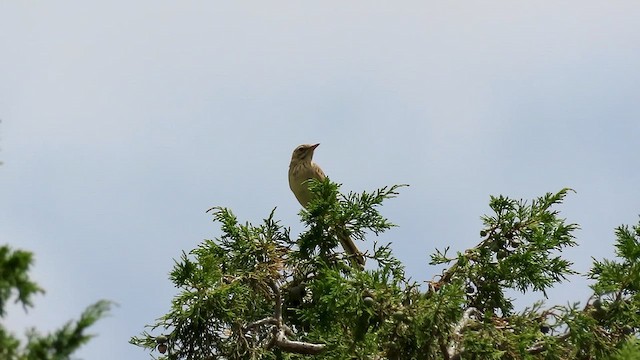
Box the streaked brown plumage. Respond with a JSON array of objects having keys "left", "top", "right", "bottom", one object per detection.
[{"left": 288, "top": 143, "right": 365, "bottom": 267}]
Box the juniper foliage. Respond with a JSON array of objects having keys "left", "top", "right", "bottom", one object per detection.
[
  {"left": 131, "top": 180, "right": 640, "bottom": 359},
  {"left": 0, "top": 246, "right": 112, "bottom": 360}
]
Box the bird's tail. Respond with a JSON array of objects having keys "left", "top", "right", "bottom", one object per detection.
[{"left": 337, "top": 232, "right": 365, "bottom": 269}]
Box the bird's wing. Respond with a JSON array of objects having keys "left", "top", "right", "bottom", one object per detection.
[{"left": 311, "top": 162, "right": 326, "bottom": 180}]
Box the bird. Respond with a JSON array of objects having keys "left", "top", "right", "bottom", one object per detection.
[{"left": 288, "top": 143, "right": 365, "bottom": 267}]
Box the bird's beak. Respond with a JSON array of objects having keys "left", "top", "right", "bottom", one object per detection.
[{"left": 310, "top": 143, "right": 320, "bottom": 150}]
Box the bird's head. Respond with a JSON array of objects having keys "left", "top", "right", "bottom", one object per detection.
[{"left": 291, "top": 143, "right": 320, "bottom": 163}]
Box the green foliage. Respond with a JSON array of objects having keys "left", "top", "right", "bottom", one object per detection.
[
  {"left": 0, "top": 245, "right": 113, "bottom": 360},
  {"left": 431, "top": 188, "right": 579, "bottom": 316},
  {"left": 586, "top": 220, "right": 640, "bottom": 357},
  {"left": 0, "top": 247, "right": 44, "bottom": 316},
  {"left": 22, "top": 300, "right": 113, "bottom": 360},
  {"left": 611, "top": 338, "right": 640, "bottom": 360},
  {"left": 132, "top": 181, "right": 640, "bottom": 359}
]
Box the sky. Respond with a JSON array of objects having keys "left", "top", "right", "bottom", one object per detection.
[{"left": 1, "top": 1, "right": 639, "bottom": 358}]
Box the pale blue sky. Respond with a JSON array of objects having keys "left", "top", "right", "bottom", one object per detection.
[{"left": 1, "top": 2, "right": 639, "bottom": 358}]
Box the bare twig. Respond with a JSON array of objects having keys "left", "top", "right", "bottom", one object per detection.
[
  {"left": 447, "top": 307, "right": 480, "bottom": 359},
  {"left": 244, "top": 317, "right": 278, "bottom": 331},
  {"left": 268, "top": 280, "right": 283, "bottom": 326},
  {"left": 274, "top": 329, "right": 325, "bottom": 355},
  {"left": 244, "top": 279, "right": 326, "bottom": 355},
  {"left": 527, "top": 332, "right": 570, "bottom": 354}
]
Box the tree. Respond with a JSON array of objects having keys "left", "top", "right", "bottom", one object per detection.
[
  {"left": 131, "top": 180, "right": 640, "bottom": 359},
  {"left": 0, "top": 245, "right": 112, "bottom": 359}
]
